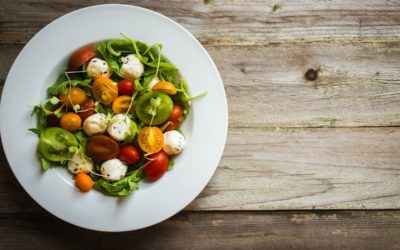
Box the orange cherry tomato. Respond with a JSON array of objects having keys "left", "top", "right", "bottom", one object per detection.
[
  {"left": 60, "top": 112, "right": 82, "bottom": 132},
  {"left": 112, "top": 95, "right": 134, "bottom": 114},
  {"left": 138, "top": 127, "right": 164, "bottom": 154},
  {"left": 59, "top": 87, "right": 87, "bottom": 107},
  {"left": 152, "top": 81, "right": 177, "bottom": 95},
  {"left": 92, "top": 76, "right": 118, "bottom": 105},
  {"left": 75, "top": 173, "right": 94, "bottom": 192}
]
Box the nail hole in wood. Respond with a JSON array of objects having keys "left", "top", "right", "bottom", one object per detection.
[{"left": 305, "top": 69, "right": 318, "bottom": 81}]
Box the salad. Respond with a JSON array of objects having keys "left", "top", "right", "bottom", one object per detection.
[{"left": 30, "top": 33, "right": 205, "bottom": 196}]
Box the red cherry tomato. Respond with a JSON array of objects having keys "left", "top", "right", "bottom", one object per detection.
[
  {"left": 118, "top": 79, "right": 135, "bottom": 96},
  {"left": 68, "top": 44, "right": 96, "bottom": 70},
  {"left": 144, "top": 151, "right": 169, "bottom": 181},
  {"left": 119, "top": 145, "right": 141, "bottom": 164},
  {"left": 165, "top": 104, "right": 184, "bottom": 131},
  {"left": 78, "top": 99, "right": 96, "bottom": 121},
  {"left": 47, "top": 114, "right": 60, "bottom": 127}
]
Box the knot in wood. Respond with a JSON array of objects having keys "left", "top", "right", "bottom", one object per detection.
[{"left": 305, "top": 69, "right": 318, "bottom": 81}]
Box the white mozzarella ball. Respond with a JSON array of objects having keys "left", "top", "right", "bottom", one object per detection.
[
  {"left": 120, "top": 54, "right": 144, "bottom": 80},
  {"left": 83, "top": 113, "right": 108, "bottom": 136},
  {"left": 87, "top": 58, "right": 112, "bottom": 78},
  {"left": 163, "top": 130, "right": 186, "bottom": 155},
  {"left": 107, "top": 114, "right": 132, "bottom": 141},
  {"left": 68, "top": 152, "right": 93, "bottom": 174},
  {"left": 100, "top": 159, "right": 128, "bottom": 181}
]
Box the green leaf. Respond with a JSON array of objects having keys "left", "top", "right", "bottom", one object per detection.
[
  {"left": 124, "top": 120, "right": 139, "bottom": 143},
  {"left": 106, "top": 39, "right": 133, "bottom": 57},
  {"left": 94, "top": 168, "right": 142, "bottom": 196},
  {"left": 29, "top": 128, "right": 42, "bottom": 136},
  {"left": 168, "top": 157, "right": 176, "bottom": 170},
  {"left": 39, "top": 154, "right": 65, "bottom": 171}
]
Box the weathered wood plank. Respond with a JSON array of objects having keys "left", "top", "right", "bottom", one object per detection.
[
  {"left": 1, "top": 127, "right": 399, "bottom": 212},
  {"left": 2, "top": 42, "right": 399, "bottom": 127},
  {"left": 212, "top": 42, "right": 400, "bottom": 127},
  {"left": 0, "top": 211, "right": 399, "bottom": 249},
  {"left": 0, "top": 0, "right": 399, "bottom": 45},
  {"left": 189, "top": 127, "right": 400, "bottom": 210}
]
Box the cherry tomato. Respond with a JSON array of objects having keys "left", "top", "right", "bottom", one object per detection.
[
  {"left": 75, "top": 173, "right": 94, "bottom": 192},
  {"left": 138, "top": 127, "right": 164, "bottom": 154},
  {"left": 60, "top": 112, "right": 82, "bottom": 132},
  {"left": 78, "top": 99, "right": 96, "bottom": 121},
  {"left": 152, "top": 81, "right": 177, "bottom": 95},
  {"left": 165, "top": 104, "right": 184, "bottom": 131},
  {"left": 86, "top": 135, "right": 120, "bottom": 162},
  {"left": 112, "top": 95, "right": 134, "bottom": 114},
  {"left": 47, "top": 114, "right": 60, "bottom": 127},
  {"left": 59, "top": 87, "right": 87, "bottom": 107},
  {"left": 68, "top": 44, "right": 96, "bottom": 70},
  {"left": 118, "top": 79, "right": 134, "bottom": 96},
  {"left": 144, "top": 151, "right": 169, "bottom": 181},
  {"left": 119, "top": 144, "right": 141, "bottom": 164},
  {"left": 92, "top": 76, "right": 118, "bottom": 105}
]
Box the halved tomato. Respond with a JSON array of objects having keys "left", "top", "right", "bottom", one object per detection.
[
  {"left": 138, "top": 127, "right": 164, "bottom": 154},
  {"left": 86, "top": 135, "right": 120, "bottom": 162},
  {"left": 92, "top": 77, "right": 118, "bottom": 105},
  {"left": 68, "top": 44, "right": 96, "bottom": 70},
  {"left": 112, "top": 95, "right": 134, "bottom": 114},
  {"left": 152, "top": 81, "right": 177, "bottom": 95}
]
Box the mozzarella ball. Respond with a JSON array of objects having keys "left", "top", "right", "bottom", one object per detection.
[
  {"left": 83, "top": 113, "right": 108, "bottom": 136},
  {"left": 163, "top": 130, "right": 186, "bottom": 155},
  {"left": 68, "top": 152, "right": 93, "bottom": 174},
  {"left": 100, "top": 159, "right": 128, "bottom": 181},
  {"left": 87, "top": 58, "right": 112, "bottom": 78},
  {"left": 148, "top": 76, "right": 160, "bottom": 90},
  {"left": 107, "top": 114, "right": 132, "bottom": 141},
  {"left": 121, "top": 54, "right": 144, "bottom": 80}
]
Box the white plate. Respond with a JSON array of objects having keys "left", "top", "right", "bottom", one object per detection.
[{"left": 0, "top": 4, "right": 227, "bottom": 231}]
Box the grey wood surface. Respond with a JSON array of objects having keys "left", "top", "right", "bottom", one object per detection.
[{"left": 1, "top": 0, "right": 400, "bottom": 249}]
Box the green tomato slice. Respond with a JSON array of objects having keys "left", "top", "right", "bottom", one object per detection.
[
  {"left": 38, "top": 127, "right": 79, "bottom": 162},
  {"left": 135, "top": 92, "right": 173, "bottom": 125}
]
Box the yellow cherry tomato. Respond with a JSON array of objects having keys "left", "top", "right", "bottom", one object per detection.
[
  {"left": 92, "top": 76, "right": 118, "bottom": 105},
  {"left": 112, "top": 95, "right": 134, "bottom": 114},
  {"left": 138, "top": 127, "right": 164, "bottom": 154},
  {"left": 152, "top": 81, "right": 177, "bottom": 95},
  {"left": 59, "top": 87, "right": 87, "bottom": 107},
  {"left": 60, "top": 112, "right": 82, "bottom": 132}
]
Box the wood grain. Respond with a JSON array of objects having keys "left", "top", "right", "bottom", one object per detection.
[
  {"left": 0, "top": 0, "right": 399, "bottom": 45},
  {"left": 1, "top": 42, "right": 400, "bottom": 128},
  {"left": 1, "top": 127, "right": 399, "bottom": 212},
  {"left": 1, "top": 1, "right": 400, "bottom": 244},
  {"left": 0, "top": 211, "right": 399, "bottom": 250}
]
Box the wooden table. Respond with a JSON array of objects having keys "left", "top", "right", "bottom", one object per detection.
[{"left": 1, "top": 0, "right": 400, "bottom": 249}]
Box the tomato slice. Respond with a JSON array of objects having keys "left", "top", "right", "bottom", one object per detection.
[
  {"left": 68, "top": 44, "right": 96, "bottom": 70},
  {"left": 86, "top": 135, "right": 120, "bottom": 162},
  {"left": 152, "top": 81, "right": 177, "bottom": 95},
  {"left": 138, "top": 127, "right": 164, "bottom": 154},
  {"left": 112, "top": 95, "right": 134, "bottom": 114},
  {"left": 135, "top": 92, "right": 173, "bottom": 125},
  {"left": 92, "top": 77, "right": 118, "bottom": 105},
  {"left": 38, "top": 127, "right": 78, "bottom": 162}
]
